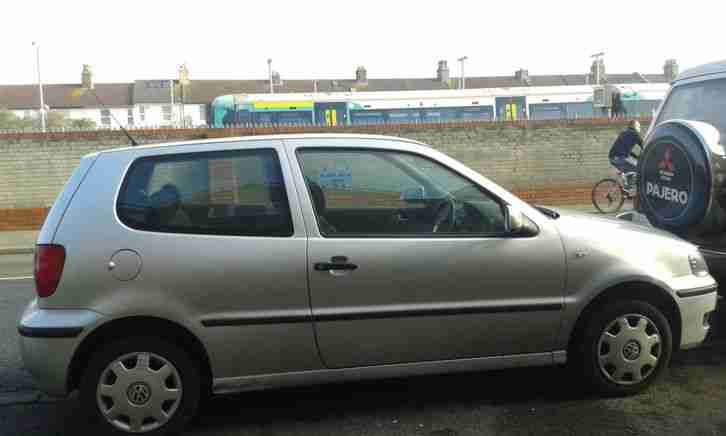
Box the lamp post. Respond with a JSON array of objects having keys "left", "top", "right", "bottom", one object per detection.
[
  {"left": 32, "top": 42, "right": 46, "bottom": 132},
  {"left": 458, "top": 56, "right": 468, "bottom": 90},
  {"left": 267, "top": 59, "right": 273, "bottom": 94}
]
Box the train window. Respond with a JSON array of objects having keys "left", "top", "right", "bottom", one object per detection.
[
  {"left": 423, "top": 108, "right": 457, "bottom": 122},
  {"left": 530, "top": 103, "right": 566, "bottom": 120},
  {"left": 276, "top": 111, "right": 313, "bottom": 125},
  {"left": 253, "top": 113, "right": 274, "bottom": 124},
  {"left": 623, "top": 100, "right": 662, "bottom": 118},
  {"left": 460, "top": 107, "right": 493, "bottom": 121},
  {"left": 565, "top": 102, "right": 594, "bottom": 119},
  {"left": 351, "top": 111, "right": 386, "bottom": 125},
  {"left": 387, "top": 110, "right": 421, "bottom": 122}
]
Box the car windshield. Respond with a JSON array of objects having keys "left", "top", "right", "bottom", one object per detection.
[{"left": 656, "top": 77, "right": 726, "bottom": 140}]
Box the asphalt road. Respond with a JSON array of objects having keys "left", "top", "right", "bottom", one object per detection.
[
  {"left": 0, "top": 268, "right": 725, "bottom": 435},
  {"left": 0, "top": 279, "right": 35, "bottom": 396},
  {"left": 0, "top": 254, "right": 33, "bottom": 280}
]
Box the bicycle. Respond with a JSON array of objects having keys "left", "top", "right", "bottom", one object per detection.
[{"left": 592, "top": 170, "right": 637, "bottom": 213}]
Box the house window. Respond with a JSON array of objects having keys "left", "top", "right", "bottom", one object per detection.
[
  {"left": 139, "top": 105, "right": 146, "bottom": 123},
  {"left": 162, "top": 105, "right": 173, "bottom": 122},
  {"left": 127, "top": 109, "right": 134, "bottom": 126},
  {"left": 100, "top": 109, "right": 111, "bottom": 126}
]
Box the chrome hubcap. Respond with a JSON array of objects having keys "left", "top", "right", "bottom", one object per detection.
[
  {"left": 598, "top": 314, "right": 662, "bottom": 385},
  {"left": 96, "top": 352, "right": 182, "bottom": 433}
]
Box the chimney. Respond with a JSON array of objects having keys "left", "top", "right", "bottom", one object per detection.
[
  {"left": 178, "top": 63, "right": 190, "bottom": 86},
  {"left": 272, "top": 71, "right": 283, "bottom": 86},
  {"left": 515, "top": 69, "right": 530, "bottom": 85},
  {"left": 436, "top": 60, "right": 450, "bottom": 83},
  {"left": 589, "top": 58, "right": 607, "bottom": 84},
  {"left": 664, "top": 59, "right": 679, "bottom": 81},
  {"left": 81, "top": 64, "right": 93, "bottom": 89},
  {"left": 355, "top": 66, "right": 368, "bottom": 85}
]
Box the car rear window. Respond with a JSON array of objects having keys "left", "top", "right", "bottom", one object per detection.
[
  {"left": 657, "top": 77, "right": 726, "bottom": 139},
  {"left": 116, "top": 148, "right": 293, "bottom": 237}
]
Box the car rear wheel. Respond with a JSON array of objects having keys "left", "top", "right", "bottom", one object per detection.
[
  {"left": 80, "top": 338, "right": 201, "bottom": 435},
  {"left": 573, "top": 300, "right": 673, "bottom": 396}
]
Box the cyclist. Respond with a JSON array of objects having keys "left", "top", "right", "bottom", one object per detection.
[{"left": 609, "top": 120, "right": 643, "bottom": 191}]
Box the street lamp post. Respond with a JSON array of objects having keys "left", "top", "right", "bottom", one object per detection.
[
  {"left": 32, "top": 42, "right": 46, "bottom": 132},
  {"left": 267, "top": 59, "right": 273, "bottom": 94},
  {"left": 458, "top": 56, "right": 468, "bottom": 90}
]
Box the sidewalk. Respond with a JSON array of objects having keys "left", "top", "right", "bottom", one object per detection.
[
  {"left": 0, "top": 231, "right": 37, "bottom": 255},
  {"left": 0, "top": 203, "right": 632, "bottom": 256}
]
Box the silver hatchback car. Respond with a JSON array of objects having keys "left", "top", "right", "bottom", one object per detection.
[{"left": 20, "top": 134, "right": 717, "bottom": 435}]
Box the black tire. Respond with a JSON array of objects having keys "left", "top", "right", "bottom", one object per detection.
[
  {"left": 570, "top": 300, "right": 673, "bottom": 396},
  {"left": 80, "top": 337, "right": 201, "bottom": 436},
  {"left": 592, "top": 178, "right": 625, "bottom": 213}
]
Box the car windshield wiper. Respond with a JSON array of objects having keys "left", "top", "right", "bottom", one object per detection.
[{"left": 534, "top": 205, "right": 560, "bottom": 219}]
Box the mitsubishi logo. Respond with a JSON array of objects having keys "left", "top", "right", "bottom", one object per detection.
[{"left": 658, "top": 145, "right": 675, "bottom": 174}]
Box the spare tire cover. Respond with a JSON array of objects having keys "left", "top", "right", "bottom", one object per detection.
[{"left": 638, "top": 122, "right": 712, "bottom": 233}]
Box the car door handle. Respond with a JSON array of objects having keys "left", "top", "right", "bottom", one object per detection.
[
  {"left": 314, "top": 262, "right": 358, "bottom": 271},
  {"left": 314, "top": 256, "right": 358, "bottom": 272}
]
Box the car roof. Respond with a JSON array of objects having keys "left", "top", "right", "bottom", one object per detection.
[
  {"left": 90, "top": 133, "right": 428, "bottom": 157},
  {"left": 675, "top": 59, "right": 726, "bottom": 83}
]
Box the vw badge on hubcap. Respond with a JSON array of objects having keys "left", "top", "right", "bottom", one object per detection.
[
  {"left": 127, "top": 382, "right": 151, "bottom": 406},
  {"left": 622, "top": 340, "right": 642, "bottom": 361}
]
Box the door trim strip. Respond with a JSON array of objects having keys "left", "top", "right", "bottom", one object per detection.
[{"left": 201, "top": 301, "right": 563, "bottom": 327}]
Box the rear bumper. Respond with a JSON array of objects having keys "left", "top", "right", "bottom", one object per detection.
[
  {"left": 18, "top": 300, "right": 103, "bottom": 397},
  {"left": 674, "top": 284, "right": 718, "bottom": 350}
]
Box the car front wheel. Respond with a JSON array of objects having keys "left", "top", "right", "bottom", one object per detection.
[{"left": 575, "top": 300, "right": 673, "bottom": 396}]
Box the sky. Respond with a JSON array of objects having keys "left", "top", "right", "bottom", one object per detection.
[{"left": 1, "top": 0, "right": 723, "bottom": 85}]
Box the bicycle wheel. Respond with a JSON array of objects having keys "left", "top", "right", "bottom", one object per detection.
[{"left": 592, "top": 178, "right": 625, "bottom": 213}]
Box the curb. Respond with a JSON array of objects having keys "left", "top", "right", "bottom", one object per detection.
[{"left": 0, "top": 248, "right": 34, "bottom": 256}]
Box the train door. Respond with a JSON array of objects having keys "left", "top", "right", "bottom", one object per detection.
[
  {"left": 315, "top": 102, "right": 349, "bottom": 126},
  {"left": 495, "top": 97, "right": 527, "bottom": 121},
  {"left": 325, "top": 109, "right": 337, "bottom": 126}
]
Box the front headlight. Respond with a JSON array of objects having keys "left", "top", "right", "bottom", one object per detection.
[{"left": 689, "top": 252, "right": 710, "bottom": 277}]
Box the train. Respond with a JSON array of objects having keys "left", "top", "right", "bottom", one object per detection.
[{"left": 210, "top": 83, "right": 670, "bottom": 127}]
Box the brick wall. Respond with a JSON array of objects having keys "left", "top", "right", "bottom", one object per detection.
[{"left": 0, "top": 119, "right": 647, "bottom": 230}]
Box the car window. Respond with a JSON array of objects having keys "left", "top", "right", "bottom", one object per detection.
[
  {"left": 297, "top": 148, "right": 506, "bottom": 236},
  {"left": 657, "top": 78, "right": 726, "bottom": 139},
  {"left": 117, "top": 148, "right": 293, "bottom": 237}
]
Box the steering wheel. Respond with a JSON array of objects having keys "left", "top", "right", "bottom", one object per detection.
[{"left": 432, "top": 198, "right": 456, "bottom": 233}]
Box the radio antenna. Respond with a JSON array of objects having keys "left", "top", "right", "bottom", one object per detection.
[{"left": 89, "top": 88, "right": 139, "bottom": 146}]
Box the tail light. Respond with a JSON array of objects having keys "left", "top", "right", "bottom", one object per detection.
[{"left": 34, "top": 244, "right": 66, "bottom": 298}]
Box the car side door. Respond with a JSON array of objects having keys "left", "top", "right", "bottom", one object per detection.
[
  {"left": 112, "top": 141, "right": 323, "bottom": 379},
  {"left": 286, "top": 138, "right": 567, "bottom": 369}
]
